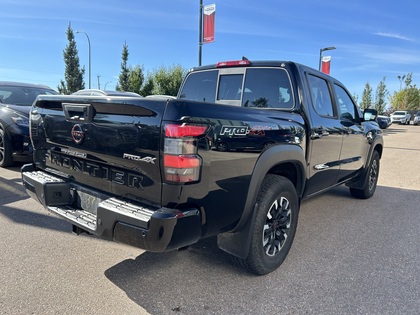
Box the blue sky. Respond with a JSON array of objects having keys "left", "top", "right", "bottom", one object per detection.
[{"left": 1, "top": 0, "right": 419, "bottom": 100}]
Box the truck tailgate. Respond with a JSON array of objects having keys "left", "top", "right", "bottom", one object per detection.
[{"left": 30, "top": 95, "right": 166, "bottom": 207}]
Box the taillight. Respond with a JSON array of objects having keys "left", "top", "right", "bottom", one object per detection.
[{"left": 163, "top": 123, "right": 208, "bottom": 183}]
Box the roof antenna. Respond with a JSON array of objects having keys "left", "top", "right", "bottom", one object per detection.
[{"left": 242, "top": 56, "right": 249, "bottom": 61}]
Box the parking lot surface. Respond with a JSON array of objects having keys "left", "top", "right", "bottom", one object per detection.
[{"left": 1, "top": 124, "right": 419, "bottom": 314}]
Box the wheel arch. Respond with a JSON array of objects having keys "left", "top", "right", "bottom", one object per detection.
[
  {"left": 217, "top": 144, "right": 306, "bottom": 258},
  {"left": 346, "top": 135, "right": 383, "bottom": 190}
]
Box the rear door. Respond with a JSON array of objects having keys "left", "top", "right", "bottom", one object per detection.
[
  {"left": 31, "top": 96, "right": 166, "bottom": 206},
  {"left": 304, "top": 73, "right": 343, "bottom": 196}
]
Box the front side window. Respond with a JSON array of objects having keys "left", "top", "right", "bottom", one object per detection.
[
  {"left": 334, "top": 84, "right": 358, "bottom": 122},
  {"left": 242, "top": 68, "right": 294, "bottom": 109}
]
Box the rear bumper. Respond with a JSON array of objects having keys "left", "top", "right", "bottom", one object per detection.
[{"left": 21, "top": 164, "right": 201, "bottom": 252}]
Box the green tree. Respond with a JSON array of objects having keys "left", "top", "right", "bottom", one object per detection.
[
  {"left": 360, "top": 82, "right": 373, "bottom": 110},
  {"left": 404, "top": 73, "right": 413, "bottom": 87},
  {"left": 352, "top": 93, "right": 359, "bottom": 106},
  {"left": 116, "top": 42, "right": 130, "bottom": 91},
  {"left": 128, "top": 65, "right": 145, "bottom": 94},
  {"left": 58, "top": 23, "right": 85, "bottom": 94},
  {"left": 140, "top": 75, "right": 154, "bottom": 96},
  {"left": 389, "top": 73, "right": 420, "bottom": 110},
  {"left": 150, "top": 64, "right": 186, "bottom": 96},
  {"left": 389, "top": 90, "right": 405, "bottom": 111},
  {"left": 374, "top": 77, "right": 388, "bottom": 114}
]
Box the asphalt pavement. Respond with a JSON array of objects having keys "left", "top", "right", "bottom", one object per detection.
[{"left": 1, "top": 123, "right": 419, "bottom": 315}]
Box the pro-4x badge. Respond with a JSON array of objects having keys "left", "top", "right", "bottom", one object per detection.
[{"left": 123, "top": 153, "right": 156, "bottom": 164}]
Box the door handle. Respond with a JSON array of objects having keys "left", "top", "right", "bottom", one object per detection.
[{"left": 311, "top": 128, "right": 329, "bottom": 139}]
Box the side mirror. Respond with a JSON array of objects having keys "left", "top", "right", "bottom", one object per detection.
[{"left": 363, "top": 108, "right": 378, "bottom": 121}]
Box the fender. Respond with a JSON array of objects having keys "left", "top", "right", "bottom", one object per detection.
[
  {"left": 346, "top": 131, "right": 383, "bottom": 189},
  {"left": 217, "top": 143, "right": 306, "bottom": 258}
]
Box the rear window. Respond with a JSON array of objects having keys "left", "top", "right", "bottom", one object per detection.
[
  {"left": 178, "top": 70, "right": 217, "bottom": 103},
  {"left": 0, "top": 86, "right": 57, "bottom": 106},
  {"left": 179, "top": 67, "right": 294, "bottom": 109},
  {"left": 217, "top": 74, "right": 243, "bottom": 101}
]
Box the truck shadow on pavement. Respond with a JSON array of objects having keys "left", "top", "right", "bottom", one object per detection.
[
  {"left": 104, "top": 235, "right": 254, "bottom": 314},
  {"left": 104, "top": 184, "right": 420, "bottom": 315}
]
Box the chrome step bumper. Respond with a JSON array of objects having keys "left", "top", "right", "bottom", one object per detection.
[{"left": 21, "top": 164, "right": 201, "bottom": 251}]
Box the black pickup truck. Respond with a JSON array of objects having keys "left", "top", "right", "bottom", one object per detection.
[{"left": 21, "top": 59, "right": 383, "bottom": 275}]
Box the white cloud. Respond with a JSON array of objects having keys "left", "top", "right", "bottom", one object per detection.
[{"left": 374, "top": 32, "right": 415, "bottom": 42}]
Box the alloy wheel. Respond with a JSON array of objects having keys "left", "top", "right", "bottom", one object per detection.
[{"left": 262, "top": 197, "right": 292, "bottom": 257}]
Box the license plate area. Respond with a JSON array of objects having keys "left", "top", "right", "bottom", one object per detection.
[{"left": 73, "top": 189, "right": 104, "bottom": 215}]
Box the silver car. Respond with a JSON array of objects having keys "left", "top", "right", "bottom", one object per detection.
[
  {"left": 390, "top": 110, "right": 411, "bottom": 124},
  {"left": 413, "top": 112, "right": 420, "bottom": 125}
]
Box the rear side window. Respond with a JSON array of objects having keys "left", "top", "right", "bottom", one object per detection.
[
  {"left": 307, "top": 74, "right": 334, "bottom": 117},
  {"left": 178, "top": 70, "right": 218, "bottom": 103},
  {"left": 242, "top": 68, "right": 294, "bottom": 109}
]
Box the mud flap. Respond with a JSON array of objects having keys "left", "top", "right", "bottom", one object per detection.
[{"left": 217, "top": 205, "right": 257, "bottom": 259}]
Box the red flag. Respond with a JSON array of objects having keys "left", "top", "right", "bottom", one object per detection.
[
  {"left": 321, "top": 56, "right": 331, "bottom": 75},
  {"left": 203, "top": 4, "right": 216, "bottom": 44}
]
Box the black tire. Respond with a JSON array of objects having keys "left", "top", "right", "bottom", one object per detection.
[
  {"left": 350, "top": 151, "right": 380, "bottom": 199},
  {"left": 217, "top": 142, "right": 228, "bottom": 152},
  {"left": 242, "top": 175, "right": 299, "bottom": 275},
  {"left": 0, "top": 128, "right": 14, "bottom": 167}
]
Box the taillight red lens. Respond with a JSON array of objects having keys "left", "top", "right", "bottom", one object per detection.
[
  {"left": 165, "top": 124, "right": 208, "bottom": 137},
  {"left": 163, "top": 123, "right": 208, "bottom": 183},
  {"left": 164, "top": 155, "right": 201, "bottom": 168}
]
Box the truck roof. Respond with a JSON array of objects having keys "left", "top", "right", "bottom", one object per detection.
[{"left": 189, "top": 60, "right": 308, "bottom": 72}]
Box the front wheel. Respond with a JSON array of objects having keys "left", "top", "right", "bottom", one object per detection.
[
  {"left": 350, "top": 151, "right": 380, "bottom": 199},
  {"left": 242, "top": 175, "right": 299, "bottom": 275},
  {"left": 0, "top": 128, "right": 14, "bottom": 167}
]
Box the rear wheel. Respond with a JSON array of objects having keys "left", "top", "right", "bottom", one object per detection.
[
  {"left": 0, "top": 128, "right": 14, "bottom": 167},
  {"left": 242, "top": 175, "right": 299, "bottom": 275},
  {"left": 350, "top": 151, "right": 379, "bottom": 199},
  {"left": 217, "top": 142, "right": 228, "bottom": 152}
]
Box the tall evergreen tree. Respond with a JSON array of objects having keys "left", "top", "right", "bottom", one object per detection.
[
  {"left": 374, "top": 77, "right": 388, "bottom": 114},
  {"left": 58, "top": 23, "right": 85, "bottom": 94},
  {"left": 360, "top": 82, "right": 373, "bottom": 110},
  {"left": 352, "top": 93, "right": 359, "bottom": 106},
  {"left": 116, "top": 42, "right": 130, "bottom": 91}
]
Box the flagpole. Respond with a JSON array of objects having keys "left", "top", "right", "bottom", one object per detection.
[{"left": 198, "top": 0, "right": 203, "bottom": 66}]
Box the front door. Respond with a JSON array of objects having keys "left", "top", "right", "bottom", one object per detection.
[{"left": 334, "top": 83, "right": 366, "bottom": 181}]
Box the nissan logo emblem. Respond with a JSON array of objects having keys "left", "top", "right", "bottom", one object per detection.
[{"left": 71, "top": 124, "right": 84, "bottom": 144}]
